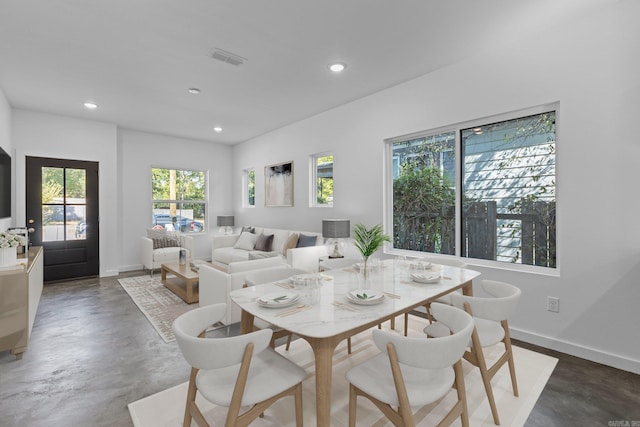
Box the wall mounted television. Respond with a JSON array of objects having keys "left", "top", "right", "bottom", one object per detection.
[{"left": 0, "top": 146, "right": 11, "bottom": 219}]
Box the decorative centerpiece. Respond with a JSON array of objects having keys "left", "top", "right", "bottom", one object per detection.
[
  {"left": 352, "top": 223, "right": 390, "bottom": 279},
  {"left": 0, "top": 232, "right": 26, "bottom": 267}
]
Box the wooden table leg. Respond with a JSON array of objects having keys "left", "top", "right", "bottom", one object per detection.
[
  {"left": 240, "top": 310, "right": 255, "bottom": 335},
  {"left": 307, "top": 337, "right": 340, "bottom": 427},
  {"left": 462, "top": 279, "right": 474, "bottom": 296}
]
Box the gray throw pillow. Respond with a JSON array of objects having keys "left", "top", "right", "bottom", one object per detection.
[
  {"left": 296, "top": 233, "right": 317, "bottom": 247},
  {"left": 254, "top": 233, "right": 274, "bottom": 252}
]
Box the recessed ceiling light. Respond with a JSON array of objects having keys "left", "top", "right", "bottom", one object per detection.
[
  {"left": 328, "top": 62, "right": 346, "bottom": 73},
  {"left": 188, "top": 88, "right": 201, "bottom": 94},
  {"left": 84, "top": 102, "right": 98, "bottom": 110},
  {"left": 213, "top": 126, "right": 222, "bottom": 133}
]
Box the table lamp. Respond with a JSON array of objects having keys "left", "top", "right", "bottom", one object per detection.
[
  {"left": 217, "top": 215, "right": 235, "bottom": 235},
  {"left": 322, "top": 219, "right": 350, "bottom": 258}
]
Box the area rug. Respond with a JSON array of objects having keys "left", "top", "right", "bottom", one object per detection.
[
  {"left": 128, "top": 317, "right": 558, "bottom": 426},
  {"left": 118, "top": 275, "right": 198, "bottom": 343}
]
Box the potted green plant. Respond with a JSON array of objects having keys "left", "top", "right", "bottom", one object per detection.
[{"left": 352, "top": 223, "right": 391, "bottom": 278}]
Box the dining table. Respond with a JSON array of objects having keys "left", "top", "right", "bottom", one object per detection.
[{"left": 229, "top": 258, "right": 481, "bottom": 427}]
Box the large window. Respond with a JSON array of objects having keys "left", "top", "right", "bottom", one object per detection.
[
  {"left": 387, "top": 105, "right": 556, "bottom": 269},
  {"left": 311, "top": 152, "right": 333, "bottom": 207},
  {"left": 151, "top": 167, "right": 206, "bottom": 233},
  {"left": 243, "top": 168, "right": 255, "bottom": 208}
]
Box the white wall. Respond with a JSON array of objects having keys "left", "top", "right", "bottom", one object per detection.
[
  {"left": 117, "top": 129, "right": 233, "bottom": 269},
  {"left": 0, "top": 87, "right": 11, "bottom": 231},
  {"left": 12, "top": 109, "right": 120, "bottom": 277},
  {"left": 233, "top": 1, "right": 640, "bottom": 373}
]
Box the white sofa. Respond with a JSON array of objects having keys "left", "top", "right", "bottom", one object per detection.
[
  {"left": 198, "top": 256, "right": 289, "bottom": 325},
  {"left": 141, "top": 229, "right": 193, "bottom": 276},
  {"left": 211, "top": 227, "right": 328, "bottom": 273}
]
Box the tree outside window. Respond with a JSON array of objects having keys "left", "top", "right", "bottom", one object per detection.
[
  {"left": 151, "top": 168, "right": 206, "bottom": 233},
  {"left": 244, "top": 168, "right": 255, "bottom": 207},
  {"left": 312, "top": 153, "right": 333, "bottom": 207},
  {"left": 387, "top": 105, "right": 557, "bottom": 269}
]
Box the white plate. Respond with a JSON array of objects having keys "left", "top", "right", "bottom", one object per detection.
[
  {"left": 411, "top": 273, "right": 440, "bottom": 284},
  {"left": 347, "top": 290, "right": 385, "bottom": 305},
  {"left": 257, "top": 292, "right": 300, "bottom": 308}
]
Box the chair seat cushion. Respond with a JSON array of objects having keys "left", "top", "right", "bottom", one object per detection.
[
  {"left": 196, "top": 347, "right": 306, "bottom": 407},
  {"left": 425, "top": 318, "right": 505, "bottom": 347},
  {"left": 346, "top": 352, "right": 454, "bottom": 407},
  {"left": 153, "top": 247, "right": 187, "bottom": 263}
]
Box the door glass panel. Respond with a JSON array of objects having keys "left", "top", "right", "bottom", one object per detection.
[
  {"left": 42, "top": 205, "right": 64, "bottom": 242},
  {"left": 42, "top": 167, "right": 64, "bottom": 201},
  {"left": 67, "top": 205, "right": 86, "bottom": 240},
  {"left": 65, "top": 168, "right": 86, "bottom": 201},
  {"left": 41, "top": 167, "right": 88, "bottom": 242}
]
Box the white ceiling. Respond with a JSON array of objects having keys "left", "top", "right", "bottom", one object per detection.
[{"left": 0, "top": 0, "right": 610, "bottom": 145}]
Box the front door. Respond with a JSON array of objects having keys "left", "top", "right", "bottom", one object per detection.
[{"left": 26, "top": 156, "right": 99, "bottom": 281}]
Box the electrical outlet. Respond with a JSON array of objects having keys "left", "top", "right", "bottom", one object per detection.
[{"left": 547, "top": 296, "right": 560, "bottom": 313}]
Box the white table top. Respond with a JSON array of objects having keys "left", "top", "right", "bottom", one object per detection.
[{"left": 230, "top": 259, "right": 481, "bottom": 339}]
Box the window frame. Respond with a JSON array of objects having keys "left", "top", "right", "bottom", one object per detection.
[
  {"left": 310, "top": 151, "right": 334, "bottom": 208},
  {"left": 243, "top": 168, "right": 256, "bottom": 208},
  {"left": 384, "top": 103, "right": 559, "bottom": 274},
  {"left": 150, "top": 166, "right": 208, "bottom": 233}
]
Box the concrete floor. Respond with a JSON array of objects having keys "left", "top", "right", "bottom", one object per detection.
[{"left": 1, "top": 272, "right": 639, "bottom": 426}]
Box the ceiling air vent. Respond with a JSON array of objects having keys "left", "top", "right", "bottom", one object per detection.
[{"left": 209, "top": 48, "right": 247, "bottom": 66}]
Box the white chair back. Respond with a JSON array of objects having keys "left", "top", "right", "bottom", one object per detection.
[
  {"left": 450, "top": 279, "right": 521, "bottom": 322},
  {"left": 172, "top": 303, "right": 273, "bottom": 371},
  {"left": 372, "top": 304, "right": 473, "bottom": 370}
]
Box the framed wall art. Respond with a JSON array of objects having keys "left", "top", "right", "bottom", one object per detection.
[{"left": 265, "top": 161, "right": 294, "bottom": 207}]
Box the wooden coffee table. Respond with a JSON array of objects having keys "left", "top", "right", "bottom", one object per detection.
[{"left": 161, "top": 262, "right": 199, "bottom": 304}]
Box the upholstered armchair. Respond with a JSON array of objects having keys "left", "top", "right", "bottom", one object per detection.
[{"left": 141, "top": 229, "right": 193, "bottom": 276}]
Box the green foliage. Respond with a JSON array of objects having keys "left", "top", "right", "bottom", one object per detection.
[
  {"left": 393, "top": 165, "right": 455, "bottom": 253},
  {"left": 316, "top": 155, "right": 333, "bottom": 204},
  {"left": 352, "top": 223, "right": 391, "bottom": 260},
  {"left": 152, "top": 168, "right": 206, "bottom": 218},
  {"left": 247, "top": 170, "right": 255, "bottom": 206}
]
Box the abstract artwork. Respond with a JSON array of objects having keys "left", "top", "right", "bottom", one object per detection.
[{"left": 265, "top": 161, "right": 293, "bottom": 207}]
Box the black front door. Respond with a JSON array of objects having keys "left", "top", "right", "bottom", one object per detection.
[{"left": 26, "top": 156, "right": 99, "bottom": 281}]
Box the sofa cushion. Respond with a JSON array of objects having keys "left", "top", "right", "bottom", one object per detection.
[
  {"left": 282, "top": 233, "right": 299, "bottom": 255},
  {"left": 152, "top": 236, "right": 180, "bottom": 249},
  {"left": 213, "top": 247, "right": 251, "bottom": 264},
  {"left": 296, "top": 233, "right": 318, "bottom": 247},
  {"left": 234, "top": 231, "right": 258, "bottom": 250},
  {"left": 254, "top": 233, "right": 274, "bottom": 252},
  {"left": 248, "top": 251, "right": 279, "bottom": 260},
  {"left": 241, "top": 226, "right": 256, "bottom": 234}
]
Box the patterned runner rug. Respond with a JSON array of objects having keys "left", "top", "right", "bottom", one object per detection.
[
  {"left": 128, "top": 316, "right": 558, "bottom": 426},
  {"left": 118, "top": 275, "right": 199, "bottom": 343}
]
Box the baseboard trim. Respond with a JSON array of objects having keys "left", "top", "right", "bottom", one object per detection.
[{"left": 511, "top": 327, "right": 640, "bottom": 375}]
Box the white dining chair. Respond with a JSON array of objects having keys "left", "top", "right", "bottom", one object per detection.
[
  {"left": 424, "top": 279, "right": 521, "bottom": 425},
  {"left": 172, "top": 303, "right": 306, "bottom": 427},
  {"left": 403, "top": 256, "right": 468, "bottom": 336},
  {"left": 346, "top": 303, "right": 474, "bottom": 427},
  {"left": 244, "top": 267, "right": 307, "bottom": 350}
]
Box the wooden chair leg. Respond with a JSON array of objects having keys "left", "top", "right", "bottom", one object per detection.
[
  {"left": 470, "top": 336, "right": 501, "bottom": 425},
  {"left": 294, "top": 383, "right": 303, "bottom": 427},
  {"left": 348, "top": 384, "right": 358, "bottom": 427},
  {"left": 285, "top": 333, "right": 293, "bottom": 351},
  {"left": 183, "top": 367, "right": 198, "bottom": 427},
  {"left": 502, "top": 320, "right": 519, "bottom": 396},
  {"left": 347, "top": 337, "right": 352, "bottom": 354},
  {"left": 404, "top": 312, "right": 409, "bottom": 336}
]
